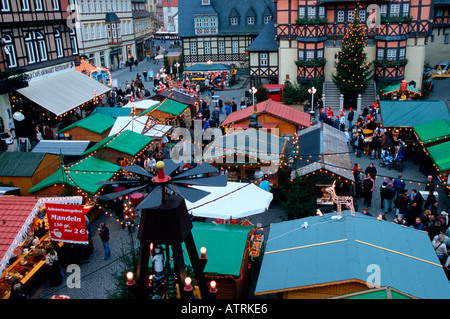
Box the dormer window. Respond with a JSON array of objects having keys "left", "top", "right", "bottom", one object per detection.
[
  {"left": 247, "top": 16, "right": 254, "bottom": 25},
  {"left": 194, "top": 14, "right": 218, "bottom": 35},
  {"left": 230, "top": 17, "right": 238, "bottom": 25},
  {"left": 202, "top": 0, "right": 210, "bottom": 5}
]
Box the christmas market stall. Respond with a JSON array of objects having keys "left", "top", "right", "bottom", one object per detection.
[
  {"left": 255, "top": 211, "right": 450, "bottom": 299},
  {"left": 177, "top": 222, "right": 255, "bottom": 299},
  {"left": 201, "top": 128, "right": 287, "bottom": 187},
  {"left": 31, "top": 140, "right": 92, "bottom": 165},
  {"left": 13, "top": 63, "right": 110, "bottom": 142},
  {"left": 108, "top": 116, "right": 150, "bottom": 136},
  {"left": 79, "top": 130, "right": 154, "bottom": 166},
  {"left": 57, "top": 113, "right": 116, "bottom": 142},
  {"left": 379, "top": 100, "right": 450, "bottom": 145},
  {"left": 381, "top": 80, "right": 422, "bottom": 100},
  {"left": 221, "top": 99, "right": 311, "bottom": 135},
  {"left": 0, "top": 196, "right": 85, "bottom": 299},
  {"left": 144, "top": 98, "right": 190, "bottom": 127},
  {"left": 90, "top": 106, "right": 132, "bottom": 119},
  {"left": 290, "top": 123, "right": 354, "bottom": 211},
  {"left": 414, "top": 119, "right": 450, "bottom": 147},
  {"left": 121, "top": 99, "right": 160, "bottom": 116},
  {"left": 0, "top": 152, "right": 60, "bottom": 196},
  {"left": 424, "top": 140, "right": 450, "bottom": 191},
  {"left": 28, "top": 156, "right": 120, "bottom": 203}
]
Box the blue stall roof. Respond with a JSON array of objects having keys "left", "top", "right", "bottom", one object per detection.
[{"left": 255, "top": 211, "right": 450, "bottom": 299}]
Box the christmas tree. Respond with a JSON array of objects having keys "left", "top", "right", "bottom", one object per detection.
[{"left": 332, "top": 8, "right": 373, "bottom": 108}]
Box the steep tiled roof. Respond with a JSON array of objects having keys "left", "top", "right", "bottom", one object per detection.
[{"left": 222, "top": 99, "right": 311, "bottom": 129}]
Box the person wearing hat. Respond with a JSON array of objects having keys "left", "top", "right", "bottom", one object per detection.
[{"left": 333, "top": 115, "right": 340, "bottom": 129}]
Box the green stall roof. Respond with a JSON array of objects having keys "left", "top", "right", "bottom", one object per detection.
[
  {"left": 58, "top": 113, "right": 116, "bottom": 134},
  {"left": 81, "top": 130, "right": 153, "bottom": 157},
  {"left": 414, "top": 119, "right": 450, "bottom": 145},
  {"left": 28, "top": 156, "right": 120, "bottom": 194},
  {"left": 426, "top": 140, "right": 450, "bottom": 172},
  {"left": 181, "top": 222, "right": 254, "bottom": 278},
  {"left": 153, "top": 99, "right": 189, "bottom": 117}
]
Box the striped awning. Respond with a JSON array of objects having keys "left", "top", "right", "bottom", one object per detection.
[{"left": 17, "top": 70, "right": 111, "bottom": 116}]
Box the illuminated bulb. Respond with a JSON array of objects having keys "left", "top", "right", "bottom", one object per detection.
[
  {"left": 126, "top": 272, "right": 135, "bottom": 286},
  {"left": 200, "top": 246, "right": 207, "bottom": 260}
]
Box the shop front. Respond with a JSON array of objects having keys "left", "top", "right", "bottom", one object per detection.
[{"left": 0, "top": 196, "right": 87, "bottom": 299}]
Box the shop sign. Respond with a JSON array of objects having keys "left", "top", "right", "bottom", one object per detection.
[{"left": 46, "top": 203, "right": 88, "bottom": 244}]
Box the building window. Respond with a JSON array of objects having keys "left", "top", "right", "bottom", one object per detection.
[
  {"left": 380, "top": 5, "right": 387, "bottom": 17},
  {"left": 84, "top": 24, "right": 89, "bottom": 40},
  {"left": 402, "top": 3, "right": 409, "bottom": 16},
  {"left": 337, "top": 11, "right": 345, "bottom": 23},
  {"left": 2, "top": 35, "right": 17, "bottom": 68},
  {"left": 390, "top": 4, "right": 400, "bottom": 17},
  {"left": 232, "top": 40, "right": 238, "bottom": 54},
  {"left": 399, "top": 47, "right": 406, "bottom": 59},
  {"left": 54, "top": 29, "right": 64, "bottom": 58},
  {"left": 260, "top": 53, "right": 268, "bottom": 66},
  {"left": 204, "top": 41, "right": 211, "bottom": 54},
  {"left": 298, "top": 50, "right": 304, "bottom": 60},
  {"left": 230, "top": 17, "right": 238, "bottom": 25},
  {"left": 348, "top": 10, "right": 355, "bottom": 22},
  {"left": 247, "top": 16, "right": 254, "bottom": 25},
  {"left": 97, "top": 24, "right": 102, "bottom": 38},
  {"left": 377, "top": 48, "right": 384, "bottom": 60},
  {"left": 24, "top": 31, "right": 47, "bottom": 64},
  {"left": 298, "top": 7, "right": 305, "bottom": 19},
  {"left": 317, "top": 50, "right": 324, "bottom": 58},
  {"left": 306, "top": 50, "right": 314, "bottom": 60},
  {"left": 318, "top": 6, "right": 325, "bottom": 18},
  {"left": 386, "top": 48, "right": 396, "bottom": 60},
  {"left": 264, "top": 15, "right": 272, "bottom": 24},
  {"left": 190, "top": 42, "right": 197, "bottom": 55},
  {"left": 307, "top": 6, "right": 316, "bottom": 18},
  {"left": 91, "top": 24, "right": 96, "bottom": 39},
  {"left": 359, "top": 9, "right": 366, "bottom": 22},
  {"left": 52, "top": 0, "right": 59, "bottom": 10},
  {"left": 218, "top": 41, "right": 224, "bottom": 54},
  {"left": 21, "top": 0, "right": 30, "bottom": 10},
  {"left": 202, "top": 0, "right": 210, "bottom": 4},
  {"left": 35, "top": 0, "right": 42, "bottom": 10},
  {"left": 1, "top": 0, "right": 10, "bottom": 11},
  {"left": 70, "top": 28, "right": 78, "bottom": 55}
]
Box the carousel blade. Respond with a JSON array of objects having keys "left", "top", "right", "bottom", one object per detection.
[
  {"left": 162, "top": 159, "right": 180, "bottom": 176},
  {"left": 97, "top": 185, "right": 147, "bottom": 201},
  {"left": 173, "top": 174, "right": 228, "bottom": 187},
  {"left": 167, "top": 184, "right": 211, "bottom": 203},
  {"left": 135, "top": 186, "right": 163, "bottom": 209},
  {"left": 172, "top": 163, "right": 218, "bottom": 179},
  {"left": 95, "top": 180, "right": 141, "bottom": 185},
  {"left": 121, "top": 165, "right": 154, "bottom": 178}
]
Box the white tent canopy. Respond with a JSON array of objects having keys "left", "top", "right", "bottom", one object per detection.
[
  {"left": 185, "top": 182, "right": 273, "bottom": 219},
  {"left": 108, "top": 116, "right": 148, "bottom": 136},
  {"left": 122, "top": 99, "right": 160, "bottom": 110}
]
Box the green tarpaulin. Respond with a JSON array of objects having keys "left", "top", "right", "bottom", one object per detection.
[
  {"left": 29, "top": 156, "right": 120, "bottom": 194},
  {"left": 426, "top": 140, "right": 450, "bottom": 172},
  {"left": 58, "top": 113, "right": 116, "bottom": 135},
  {"left": 81, "top": 130, "right": 153, "bottom": 157},
  {"left": 414, "top": 119, "right": 450, "bottom": 145},
  {"left": 380, "top": 100, "right": 450, "bottom": 127}
]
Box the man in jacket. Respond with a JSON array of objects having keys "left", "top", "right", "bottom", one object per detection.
[
  {"left": 382, "top": 182, "right": 396, "bottom": 214},
  {"left": 395, "top": 189, "right": 410, "bottom": 219},
  {"left": 347, "top": 107, "right": 354, "bottom": 130},
  {"left": 362, "top": 174, "right": 375, "bottom": 208}
]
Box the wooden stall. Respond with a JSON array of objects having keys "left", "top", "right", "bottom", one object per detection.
[
  {"left": 57, "top": 113, "right": 116, "bottom": 142},
  {"left": 221, "top": 99, "right": 310, "bottom": 135},
  {"left": 0, "top": 152, "right": 60, "bottom": 196}
]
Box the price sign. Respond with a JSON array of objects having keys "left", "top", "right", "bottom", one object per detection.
[{"left": 46, "top": 203, "right": 88, "bottom": 244}]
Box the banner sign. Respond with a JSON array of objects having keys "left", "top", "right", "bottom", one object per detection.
[{"left": 46, "top": 203, "right": 88, "bottom": 244}]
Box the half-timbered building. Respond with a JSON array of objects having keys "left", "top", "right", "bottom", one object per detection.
[
  {"left": 178, "top": 0, "right": 275, "bottom": 68},
  {"left": 275, "top": 0, "right": 434, "bottom": 90}
]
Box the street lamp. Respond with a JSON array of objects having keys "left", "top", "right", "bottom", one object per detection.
[
  {"left": 250, "top": 86, "right": 257, "bottom": 106},
  {"left": 308, "top": 86, "right": 317, "bottom": 115},
  {"left": 174, "top": 62, "right": 180, "bottom": 78}
]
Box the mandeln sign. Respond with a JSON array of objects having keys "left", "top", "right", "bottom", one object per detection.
[{"left": 46, "top": 203, "right": 88, "bottom": 244}]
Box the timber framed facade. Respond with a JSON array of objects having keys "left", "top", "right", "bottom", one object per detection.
[{"left": 275, "top": 0, "right": 435, "bottom": 90}]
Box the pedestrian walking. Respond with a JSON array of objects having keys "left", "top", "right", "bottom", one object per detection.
[
  {"left": 98, "top": 223, "right": 111, "bottom": 260},
  {"left": 362, "top": 173, "right": 375, "bottom": 208},
  {"left": 143, "top": 68, "right": 148, "bottom": 82}
]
